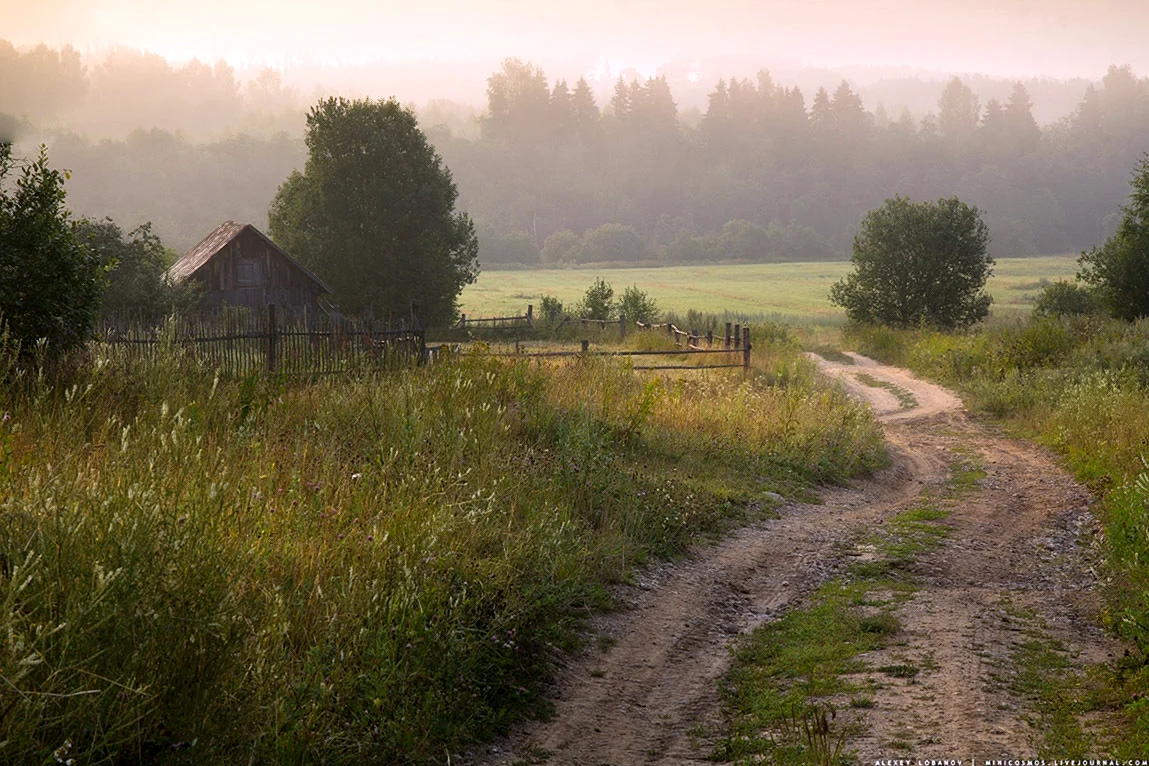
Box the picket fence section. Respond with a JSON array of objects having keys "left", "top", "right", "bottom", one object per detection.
[{"left": 97, "top": 305, "right": 425, "bottom": 376}]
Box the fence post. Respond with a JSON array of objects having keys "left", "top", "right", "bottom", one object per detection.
[
  {"left": 619, "top": 314, "right": 626, "bottom": 340},
  {"left": 706, "top": 329, "right": 713, "bottom": 347},
  {"left": 526, "top": 304, "right": 534, "bottom": 328},
  {"left": 581, "top": 339, "right": 589, "bottom": 354},
  {"left": 460, "top": 313, "right": 466, "bottom": 330},
  {"left": 733, "top": 324, "right": 741, "bottom": 349},
  {"left": 266, "top": 303, "right": 278, "bottom": 373},
  {"left": 725, "top": 322, "right": 732, "bottom": 349},
  {"left": 742, "top": 326, "right": 751, "bottom": 371}
]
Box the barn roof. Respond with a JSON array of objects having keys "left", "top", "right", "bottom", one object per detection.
[{"left": 167, "top": 221, "right": 332, "bottom": 293}]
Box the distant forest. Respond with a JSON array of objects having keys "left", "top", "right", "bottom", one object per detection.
[{"left": 4, "top": 41, "right": 1149, "bottom": 266}]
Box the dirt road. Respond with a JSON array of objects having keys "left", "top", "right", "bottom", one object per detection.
[{"left": 478, "top": 353, "right": 1117, "bottom": 764}]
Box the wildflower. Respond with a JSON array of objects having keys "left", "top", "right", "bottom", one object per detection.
[
  {"left": 351, "top": 472, "right": 362, "bottom": 481},
  {"left": 366, "top": 535, "right": 374, "bottom": 542}
]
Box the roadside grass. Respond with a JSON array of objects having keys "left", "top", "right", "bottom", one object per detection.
[
  {"left": 844, "top": 318, "right": 1149, "bottom": 753},
  {"left": 714, "top": 454, "right": 971, "bottom": 764},
  {"left": 0, "top": 330, "right": 886, "bottom": 764},
  {"left": 852, "top": 372, "right": 918, "bottom": 410}
]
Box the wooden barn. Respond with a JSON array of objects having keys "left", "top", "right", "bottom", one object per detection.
[{"left": 167, "top": 221, "right": 331, "bottom": 315}]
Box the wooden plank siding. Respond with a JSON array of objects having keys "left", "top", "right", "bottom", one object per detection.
[{"left": 190, "top": 228, "right": 325, "bottom": 315}]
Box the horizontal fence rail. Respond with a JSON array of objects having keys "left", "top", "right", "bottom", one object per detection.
[
  {"left": 494, "top": 327, "right": 752, "bottom": 371},
  {"left": 457, "top": 305, "right": 535, "bottom": 330},
  {"left": 637, "top": 320, "right": 747, "bottom": 351},
  {"left": 96, "top": 305, "right": 425, "bottom": 376}
]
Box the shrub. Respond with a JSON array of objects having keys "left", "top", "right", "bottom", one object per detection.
[
  {"left": 1032, "top": 280, "right": 1099, "bottom": 318},
  {"left": 0, "top": 143, "right": 105, "bottom": 359},
  {"left": 576, "top": 277, "right": 615, "bottom": 320},
  {"left": 538, "top": 294, "right": 564, "bottom": 323},
  {"left": 618, "top": 285, "right": 660, "bottom": 323}
]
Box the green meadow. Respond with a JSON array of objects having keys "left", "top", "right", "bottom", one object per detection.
[{"left": 461, "top": 256, "right": 1080, "bottom": 323}]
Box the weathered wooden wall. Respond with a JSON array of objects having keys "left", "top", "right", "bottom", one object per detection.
[{"left": 192, "top": 229, "right": 323, "bottom": 314}]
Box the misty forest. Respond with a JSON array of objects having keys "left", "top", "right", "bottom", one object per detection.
[{"left": 4, "top": 41, "right": 1149, "bottom": 264}]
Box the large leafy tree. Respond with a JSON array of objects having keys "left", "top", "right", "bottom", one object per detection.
[
  {"left": 0, "top": 142, "right": 104, "bottom": 357},
  {"left": 1078, "top": 155, "right": 1149, "bottom": 320},
  {"left": 830, "top": 196, "right": 993, "bottom": 329},
  {"left": 269, "top": 97, "right": 478, "bottom": 325}
]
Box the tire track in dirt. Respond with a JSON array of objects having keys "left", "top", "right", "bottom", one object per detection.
[{"left": 475, "top": 354, "right": 1117, "bottom": 764}]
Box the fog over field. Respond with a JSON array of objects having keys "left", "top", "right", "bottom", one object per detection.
[{"left": 4, "top": 0, "right": 1149, "bottom": 262}]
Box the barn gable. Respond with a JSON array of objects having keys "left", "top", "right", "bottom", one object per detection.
[{"left": 168, "top": 222, "right": 331, "bottom": 314}]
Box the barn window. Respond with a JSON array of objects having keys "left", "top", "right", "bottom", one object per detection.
[{"left": 236, "top": 257, "right": 260, "bottom": 286}]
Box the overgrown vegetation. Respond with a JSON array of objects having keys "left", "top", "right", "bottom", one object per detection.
[
  {"left": 77, "top": 218, "right": 198, "bottom": 318},
  {"left": 1078, "top": 154, "right": 1149, "bottom": 321},
  {"left": 0, "top": 331, "right": 884, "bottom": 763},
  {"left": 0, "top": 142, "right": 104, "bottom": 359},
  {"left": 846, "top": 318, "right": 1149, "bottom": 753}
]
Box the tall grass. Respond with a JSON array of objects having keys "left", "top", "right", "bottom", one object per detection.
[
  {"left": 0, "top": 331, "right": 884, "bottom": 763},
  {"left": 846, "top": 318, "right": 1149, "bottom": 754}
]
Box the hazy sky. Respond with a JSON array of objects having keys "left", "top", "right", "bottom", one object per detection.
[{"left": 5, "top": 0, "right": 1149, "bottom": 80}]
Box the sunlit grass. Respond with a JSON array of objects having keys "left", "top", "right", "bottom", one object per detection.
[
  {"left": 0, "top": 331, "right": 885, "bottom": 763},
  {"left": 460, "top": 256, "right": 1079, "bottom": 323}
]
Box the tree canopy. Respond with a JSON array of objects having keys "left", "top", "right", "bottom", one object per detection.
[
  {"left": 75, "top": 218, "right": 196, "bottom": 318},
  {"left": 830, "top": 196, "right": 993, "bottom": 329},
  {"left": 268, "top": 97, "right": 479, "bottom": 325},
  {"left": 0, "top": 142, "right": 104, "bottom": 357},
  {"left": 1078, "top": 155, "right": 1149, "bottom": 320}
]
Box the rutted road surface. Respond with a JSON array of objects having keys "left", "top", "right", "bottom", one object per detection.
[{"left": 478, "top": 353, "right": 1118, "bottom": 764}]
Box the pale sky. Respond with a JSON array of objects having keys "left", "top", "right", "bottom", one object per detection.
[{"left": 4, "top": 0, "right": 1148, "bottom": 80}]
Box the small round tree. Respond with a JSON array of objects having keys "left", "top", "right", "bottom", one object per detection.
[
  {"left": 0, "top": 143, "right": 104, "bottom": 358},
  {"left": 830, "top": 196, "right": 993, "bottom": 329},
  {"left": 1078, "top": 155, "right": 1149, "bottom": 320}
]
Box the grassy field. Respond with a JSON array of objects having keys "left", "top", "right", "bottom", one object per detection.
[{"left": 461, "top": 256, "right": 1080, "bottom": 324}]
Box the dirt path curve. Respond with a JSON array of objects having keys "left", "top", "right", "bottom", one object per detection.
[{"left": 477, "top": 354, "right": 1117, "bottom": 764}]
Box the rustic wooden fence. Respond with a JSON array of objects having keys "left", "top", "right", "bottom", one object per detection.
[
  {"left": 97, "top": 305, "right": 425, "bottom": 376},
  {"left": 497, "top": 329, "right": 752, "bottom": 371},
  {"left": 456, "top": 305, "right": 535, "bottom": 330},
  {"left": 637, "top": 320, "right": 749, "bottom": 351}
]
